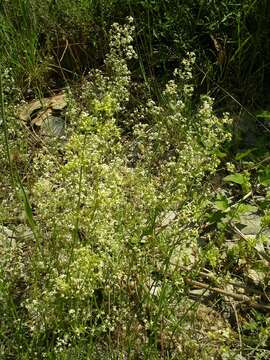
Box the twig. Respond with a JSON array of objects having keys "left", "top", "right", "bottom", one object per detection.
[
  {"left": 185, "top": 278, "right": 270, "bottom": 312},
  {"left": 230, "top": 299, "right": 242, "bottom": 354},
  {"left": 177, "top": 264, "right": 266, "bottom": 297},
  {"left": 60, "top": 39, "right": 69, "bottom": 63},
  {"left": 231, "top": 223, "right": 270, "bottom": 263}
]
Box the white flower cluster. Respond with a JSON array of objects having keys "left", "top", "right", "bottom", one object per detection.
[
  {"left": 109, "top": 17, "right": 137, "bottom": 60},
  {"left": 1, "top": 67, "right": 21, "bottom": 104},
  {"left": 6, "top": 21, "right": 233, "bottom": 353}
]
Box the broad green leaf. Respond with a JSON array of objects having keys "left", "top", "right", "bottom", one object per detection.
[
  {"left": 235, "top": 148, "right": 256, "bottom": 160},
  {"left": 214, "top": 194, "right": 229, "bottom": 211},
  {"left": 236, "top": 204, "right": 258, "bottom": 215},
  {"left": 256, "top": 111, "right": 270, "bottom": 120},
  {"left": 259, "top": 166, "right": 270, "bottom": 186},
  {"left": 215, "top": 150, "right": 227, "bottom": 158},
  {"left": 223, "top": 173, "right": 247, "bottom": 185}
]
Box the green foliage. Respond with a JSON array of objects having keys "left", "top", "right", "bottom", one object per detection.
[
  {"left": 259, "top": 165, "right": 270, "bottom": 186},
  {"left": 223, "top": 171, "right": 251, "bottom": 193},
  {"left": 206, "top": 155, "right": 270, "bottom": 354},
  {"left": 1, "top": 0, "right": 270, "bottom": 108},
  {"left": 1, "top": 2, "right": 270, "bottom": 359},
  {"left": 0, "top": 20, "right": 238, "bottom": 358}
]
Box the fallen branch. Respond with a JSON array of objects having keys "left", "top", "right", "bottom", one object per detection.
[
  {"left": 178, "top": 264, "right": 266, "bottom": 297},
  {"left": 185, "top": 278, "right": 270, "bottom": 312}
]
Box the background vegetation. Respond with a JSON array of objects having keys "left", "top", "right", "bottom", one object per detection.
[{"left": 1, "top": 0, "right": 270, "bottom": 359}]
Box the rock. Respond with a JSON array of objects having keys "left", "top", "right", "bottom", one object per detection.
[
  {"left": 17, "top": 93, "right": 67, "bottom": 139},
  {"left": 41, "top": 115, "right": 65, "bottom": 138},
  {"left": 0, "top": 225, "right": 16, "bottom": 249},
  {"left": 247, "top": 268, "right": 266, "bottom": 286},
  {"left": 160, "top": 210, "right": 177, "bottom": 228},
  {"left": 233, "top": 212, "right": 270, "bottom": 253},
  {"left": 18, "top": 93, "right": 67, "bottom": 122},
  {"left": 236, "top": 212, "right": 261, "bottom": 235}
]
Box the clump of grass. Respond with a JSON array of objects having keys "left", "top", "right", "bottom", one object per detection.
[{"left": 1, "top": 0, "right": 270, "bottom": 109}]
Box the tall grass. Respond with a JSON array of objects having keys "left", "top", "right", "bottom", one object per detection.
[{"left": 1, "top": 0, "right": 269, "bottom": 107}]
